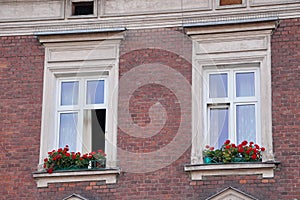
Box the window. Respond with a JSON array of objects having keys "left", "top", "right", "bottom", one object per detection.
[
  {"left": 204, "top": 66, "right": 260, "bottom": 148},
  {"left": 72, "top": 1, "right": 94, "bottom": 16},
  {"left": 219, "top": 0, "right": 242, "bottom": 6},
  {"left": 68, "top": 0, "right": 97, "bottom": 18},
  {"left": 57, "top": 78, "right": 106, "bottom": 153},
  {"left": 185, "top": 18, "right": 278, "bottom": 180}
]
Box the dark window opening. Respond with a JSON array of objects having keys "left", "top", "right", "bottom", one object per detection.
[
  {"left": 220, "top": 0, "right": 242, "bottom": 6},
  {"left": 92, "top": 109, "right": 106, "bottom": 152},
  {"left": 72, "top": 2, "right": 94, "bottom": 16}
]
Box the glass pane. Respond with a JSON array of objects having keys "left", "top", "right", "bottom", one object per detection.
[
  {"left": 59, "top": 113, "right": 78, "bottom": 152},
  {"left": 61, "top": 81, "right": 79, "bottom": 106},
  {"left": 209, "top": 108, "right": 228, "bottom": 148},
  {"left": 209, "top": 73, "right": 228, "bottom": 98},
  {"left": 86, "top": 80, "right": 105, "bottom": 104},
  {"left": 236, "top": 105, "right": 256, "bottom": 144},
  {"left": 236, "top": 72, "right": 255, "bottom": 97}
]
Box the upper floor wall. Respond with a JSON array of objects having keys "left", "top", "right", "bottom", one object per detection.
[{"left": 0, "top": 0, "right": 300, "bottom": 36}]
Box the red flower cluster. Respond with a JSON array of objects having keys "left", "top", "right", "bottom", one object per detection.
[
  {"left": 203, "top": 140, "right": 266, "bottom": 163},
  {"left": 43, "top": 145, "right": 106, "bottom": 173}
]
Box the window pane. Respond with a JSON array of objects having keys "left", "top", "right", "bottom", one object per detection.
[
  {"left": 59, "top": 113, "right": 78, "bottom": 152},
  {"left": 236, "top": 105, "right": 256, "bottom": 144},
  {"left": 236, "top": 72, "right": 255, "bottom": 97},
  {"left": 61, "top": 81, "right": 79, "bottom": 106},
  {"left": 209, "top": 73, "right": 228, "bottom": 98},
  {"left": 209, "top": 108, "right": 228, "bottom": 148},
  {"left": 86, "top": 80, "right": 105, "bottom": 104}
]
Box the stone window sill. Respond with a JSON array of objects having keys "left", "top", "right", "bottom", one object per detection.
[
  {"left": 32, "top": 168, "right": 120, "bottom": 188},
  {"left": 184, "top": 162, "right": 279, "bottom": 180}
]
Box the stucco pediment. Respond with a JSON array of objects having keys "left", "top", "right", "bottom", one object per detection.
[
  {"left": 206, "top": 187, "right": 258, "bottom": 200},
  {"left": 63, "top": 194, "right": 89, "bottom": 200}
]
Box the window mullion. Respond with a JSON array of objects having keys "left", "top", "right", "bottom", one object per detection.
[{"left": 229, "top": 70, "right": 235, "bottom": 143}]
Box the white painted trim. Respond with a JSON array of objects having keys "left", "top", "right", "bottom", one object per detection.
[
  {"left": 184, "top": 163, "right": 277, "bottom": 180},
  {"left": 33, "top": 168, "right": 120, "bottom": 188}
]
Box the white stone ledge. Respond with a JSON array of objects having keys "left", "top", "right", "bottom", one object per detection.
[
  {"left": 184, "top": 162, "right": 278, "bottom": 180},
  {"left": 32, "top": 168, "right": 120, "bottom": 188}
]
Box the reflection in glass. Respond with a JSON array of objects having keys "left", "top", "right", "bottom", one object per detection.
[{"left": 86, "top": 80, "right": 105, "bottom": 104}]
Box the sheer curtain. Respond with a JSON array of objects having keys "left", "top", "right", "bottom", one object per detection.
[
  {"left": 236, "top": 105, "right": 256, "bottom": 144},
  {"left": 210, "top": 108, "right": 228, "bottom": 148},
  {"left": 59, "top": 113, "right": 78, "bottom": 152}
]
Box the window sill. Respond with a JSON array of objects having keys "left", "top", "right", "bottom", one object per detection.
[
  {"left": 32, "top": 168, "right": 120, "bottom": 188},
  {"left": 184, "top": 162, "right": 279, "bottom": 180}
]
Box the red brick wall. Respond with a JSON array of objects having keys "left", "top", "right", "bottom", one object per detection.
[
  {"left": 271, "top": 18, "right": 300, "bottom": 199},
  {"left": 0, "top": 19, "right": 299, "bottom": 199},
  {"left": 0, "top": 36, "right": 44, "bottom": 198}
]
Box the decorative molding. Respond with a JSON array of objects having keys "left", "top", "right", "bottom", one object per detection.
[
  {"left": 0, "top": 0, "right": 64, "bottom": 22},
  {"left": 32, "top": 169, "right": 120, "bottom": 188},
  {"left": 184, "top": 163, "right": 278, "bottom": 180},
  {"left": 0, "top": 1, "right": 299, "bottom": 36},
  {"left": 206, "top": 187, "right": 259, "bottom": 200},
  {"left": 101, "top": 0, "right": 212, "bottom": 16},
  {"left": 250, "top": 0, "right": 300, "bottom": 7}
]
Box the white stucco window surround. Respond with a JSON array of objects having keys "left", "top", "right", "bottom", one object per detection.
[
  {"left": 184, "top": 16, "right": 279, "bottom": 179},
  {"left": 33, "top": 28, "right": 124, "bottom": 187}
]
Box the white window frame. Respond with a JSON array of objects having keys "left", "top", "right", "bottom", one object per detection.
[
  {"left": 56, "top": 77, "right": 107, "bottom": 153},
  {"left": 203, "top": 66, "right": 261, "bottom": 147}
]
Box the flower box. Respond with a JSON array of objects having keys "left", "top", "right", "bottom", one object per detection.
[
  {"left": 43, "top": 145, "right": 106, "bottom": 173},
  {"left": 203, "top": 140, "right": 266, "bottom": 164}
]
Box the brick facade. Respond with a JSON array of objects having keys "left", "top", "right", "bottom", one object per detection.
[{"left": 0, "top": 20, "right": 299, "bottom": 199}]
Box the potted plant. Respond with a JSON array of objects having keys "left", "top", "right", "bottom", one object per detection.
[
  {"left": 43, "top": 145, "right": 106, "bottom": 173},
  {"left": 203, "top": 140, "right": 265, "bottom": 164}
]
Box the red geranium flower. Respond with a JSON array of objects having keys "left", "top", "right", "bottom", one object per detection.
[
  {"left": 261, "top": 147, "right": 266, "bottom": 151},
  {"left": 224, "top": 140, "right": 231, "bottom": 145},
  {"left": 72, "top": 155, "right": 77, "bottom": 160},
  {"left": 47, "top": 168, "right": 53, "bottom": 174},
  {"left": 238, "top": 147, "right": 244, "bottom": 153},
  {"left": 251, "top": 154, "right": 257, "bottom": 160}
]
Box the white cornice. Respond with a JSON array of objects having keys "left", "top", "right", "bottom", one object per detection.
[{"left": 0, "top": 2, "right": 300, "bottom": 36}]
